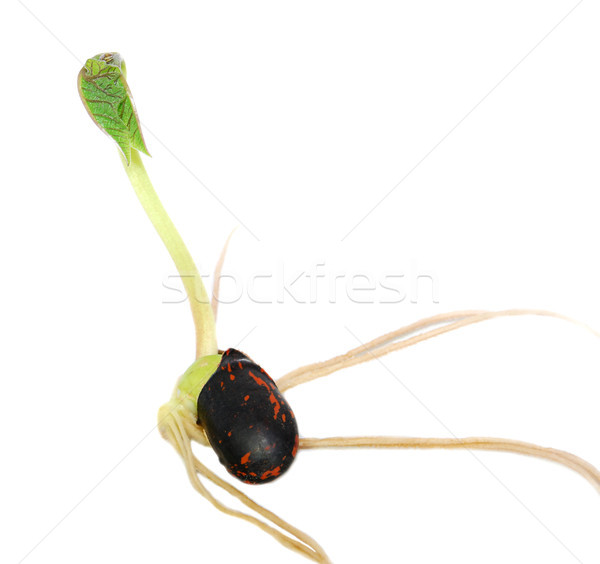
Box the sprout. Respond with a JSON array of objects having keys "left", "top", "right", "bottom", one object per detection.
[
  {"left": 78, "top": 53, "right": 150, "bottom": 165},
  {"left": 78, "top": 53, "right": 600, "bottom": 563}
]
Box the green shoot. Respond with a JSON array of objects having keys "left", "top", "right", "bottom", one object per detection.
[{"left": 78, "top": 52, "right": 217, "bottom": 359}]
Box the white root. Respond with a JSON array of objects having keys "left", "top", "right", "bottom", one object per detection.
[
  {"left": 300, "top": 436, "right": 600, "bottom": 493},
  {"left": 158, "top": 403, "right": 331, "bottom": 563},
  {"left": 211, "top": 228, "right": 237, "bottom": 323},
  {"left": 277, "top": 308, "right": 600, "bottom": 392}
]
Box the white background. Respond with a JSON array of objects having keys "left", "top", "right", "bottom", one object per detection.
[{"left": 1, "top": 1, "right": 599, "bottom": 563}]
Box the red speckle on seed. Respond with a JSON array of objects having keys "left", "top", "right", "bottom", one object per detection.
[
  {"left": 270, "top": 392, "right": 280, "bottom": 419},
  {"left": 260, "top": 466, "right": 281, "bottom": 481},
  {"left": 247, "top": 371, "right": 282, "bottom": 420}
]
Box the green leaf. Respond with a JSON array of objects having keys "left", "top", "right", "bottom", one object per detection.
[{"left": 77, "top": 52, "right": 150, "bottom": 164}]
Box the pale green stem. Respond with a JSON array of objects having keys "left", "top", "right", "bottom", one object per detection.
[{"left": 121, "top": 149, "right": 217, "bottom": 358}]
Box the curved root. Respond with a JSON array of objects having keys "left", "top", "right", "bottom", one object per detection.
[
  {"left": 300, "top": 436, "right": 600, "bottom": 494},
  {"left": 158, "top": 403, "right": 331, "bottom": 563},
  {"left": 277, "top": 308, "right": 600, "bottom": 392}
]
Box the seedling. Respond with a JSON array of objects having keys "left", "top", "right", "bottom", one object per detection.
[{"left": 78, "top": 53, "right": 600, "bottom": 563}]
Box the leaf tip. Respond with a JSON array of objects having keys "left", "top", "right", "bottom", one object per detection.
[{"left": 78, "top": 52, "right": 150, "bottom": 160}]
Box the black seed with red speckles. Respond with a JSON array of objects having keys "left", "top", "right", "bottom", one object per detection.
[{"left": 197, "top": 348, "right": 299, "bottom": 484}]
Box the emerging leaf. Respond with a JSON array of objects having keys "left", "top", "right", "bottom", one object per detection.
[{"left": 77, "top": 52, "right": 150, "bottom": 164}]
